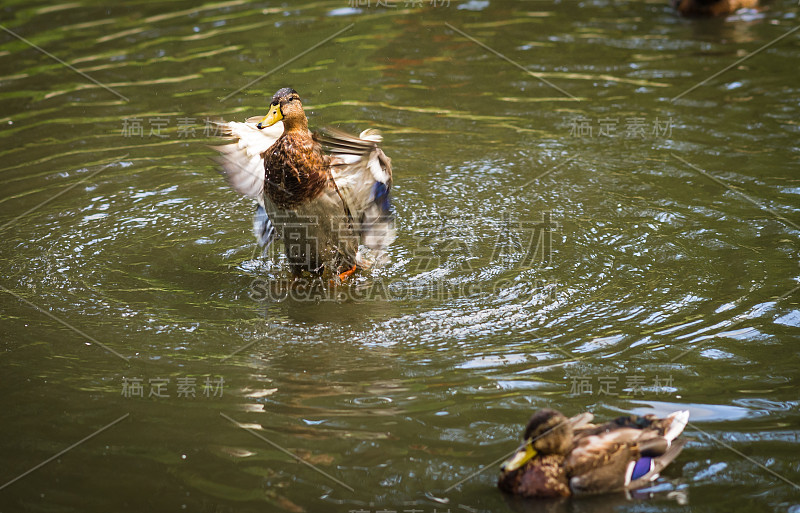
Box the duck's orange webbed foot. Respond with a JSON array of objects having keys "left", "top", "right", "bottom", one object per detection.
[{"left": 336, "top": 264, "right": 357, "bottom": 283}]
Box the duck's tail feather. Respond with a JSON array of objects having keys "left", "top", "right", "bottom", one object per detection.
[{"left": 665, "top": 410, "right": 690, "bottom": 443}]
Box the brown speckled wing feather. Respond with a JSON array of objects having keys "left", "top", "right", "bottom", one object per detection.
[
  {"left": 567, "top": 411, "right": 689, "bottom": 494},
  {"left": 567, "top": 441, "right": 638, "bottom": 495}
]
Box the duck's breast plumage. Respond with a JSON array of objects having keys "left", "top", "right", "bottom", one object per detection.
[
  {"left": 498, "top": 454, "right": 570, "bottom": 498},
  {"left": 263, "top": 132, "right": 329, "bottom": 210}
]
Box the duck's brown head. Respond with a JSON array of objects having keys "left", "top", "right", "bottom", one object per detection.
[
  {"left": 501, "top": 409, "right": 574, "bottom": 472},
  {"left": 257, "top": 87, "right": 307, "bottom": 131}
]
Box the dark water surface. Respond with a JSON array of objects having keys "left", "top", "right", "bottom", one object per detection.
[{"left": 1, "top": 0, "right": 799, "bottom": 512}]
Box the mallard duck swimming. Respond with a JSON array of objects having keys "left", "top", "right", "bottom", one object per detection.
[
  {"left": 673, "top": 0, "right": 758, "bottom": 16},
  {"left": 498, "top": 409, "right": 689, "bottom": 498},
  {"left": 213, "top": 87, "right": 395, "bottom": 280}
]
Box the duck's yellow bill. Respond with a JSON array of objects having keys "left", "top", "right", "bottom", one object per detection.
[
  {"left": 500, "top": 443, "right": 537, "bottom": 472},
  {"left": 257, "top": 103, "right": 282, "bottom": 129}
]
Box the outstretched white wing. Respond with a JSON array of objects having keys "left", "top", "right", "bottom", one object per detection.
[
  {"left": 211, "top": 118, "right": 282, "bottom": 199},
  {"left": 211, "top": 118, "right": 283, "bottom": 247}
]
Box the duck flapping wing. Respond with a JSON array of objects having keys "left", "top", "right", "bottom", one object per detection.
[
  {"left": 211, "top": 118, "right": 283, "bottom": 248},
  {"left": 315, "top": 127, "right": 396, "bottom": 261},
  {"left": 212, "top": 119, "right": 395, "bottom": 263},
  {"left": 211, "top": 118, "right": 283, "bottom": 199}
]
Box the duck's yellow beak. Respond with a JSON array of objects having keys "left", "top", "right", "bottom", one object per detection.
[
  {"left": 256, "top": 103, "right": 282, "bottom": 129},
  {"left": 500, "top": 442, "right": 537, "bottom": 472}
]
